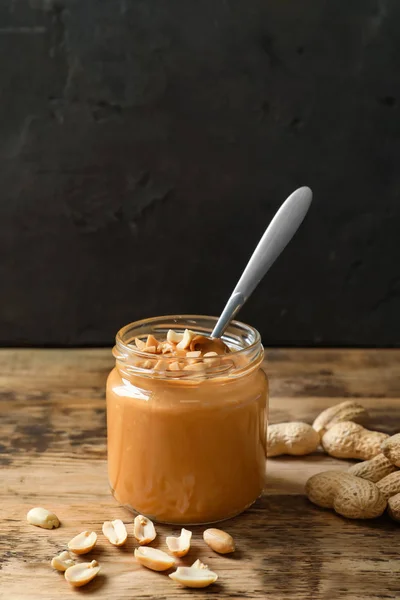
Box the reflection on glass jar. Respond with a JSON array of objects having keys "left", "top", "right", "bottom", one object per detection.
[{"left": 106, "top": 315, "right": 268, "bottom": 525}]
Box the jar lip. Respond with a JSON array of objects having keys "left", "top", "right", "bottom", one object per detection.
[{"left": 115, "top": 314, "right": 261, "bottom": 357}]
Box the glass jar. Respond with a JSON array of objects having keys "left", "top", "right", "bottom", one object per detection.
[{"left": 106, "top": 315, "right": 268, "bottom": 525}]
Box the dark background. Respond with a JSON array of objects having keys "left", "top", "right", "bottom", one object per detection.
[{"left": 1, "top": 0, "right": 399, "bottom": 347}]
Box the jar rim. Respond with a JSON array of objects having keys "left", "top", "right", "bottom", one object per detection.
[{"left": 114, "top": 314, "right": 263, "bottom": 381}]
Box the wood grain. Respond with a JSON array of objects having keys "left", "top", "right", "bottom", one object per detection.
[{"left": 1, "top": 348, "right": 399, "bottom": 600}]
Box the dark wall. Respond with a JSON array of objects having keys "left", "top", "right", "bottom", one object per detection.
[{"left": 1, "top": 0, "right": 399, "bottom": 347}]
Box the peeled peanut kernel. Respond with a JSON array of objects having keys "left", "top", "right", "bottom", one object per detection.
[
  {"left": 162, "top": 342, "right": 175, "bottom": 354},
  {"left": 203, "top": 528, "right": 235, "bottom": 554},
  {"left": 134, "top": 547, "right": 175, "bottom": 571},
  {"left": 167, "top": 329, "right": 183, "bottom": 344},
  {"left": 192, "top": 559, "right": 208, "bottom": 569},
  {"left": 168, "top": 361, "right": 182, "bottom": 371},
  {"left": 146, "top": 334, "right": 159, "bottom": 348},
  {"left": 102, "top": 519, "right": 127, "bottom": 546},
  {"left": 166, "top": 528, "right": 192, "bottom": 557},
  {"left": 64, "top": 560, "right": 100, "bottom": 587},
  {"left": 27, "top": 507, "right": 60, "bottom": 529},
  {"left": 143, "top": 360, "right": 153, "bottom": 369},
  {"left": 177, "top": 329, "right": 195, "bottom": 350},
  {"left": 133, "top": 515, "right": 156, "bottom": 545},
  {"left": 51, "top": 550, "right": 75, "bottom": 571},
  {"left": 186, "top": 351, "right": 201, "bottom": 358},
  {"left": 169, "top": 566, "right": 218, "bottom": 588},
  {"left": 154, "top": 359, "right": 168, "bottom": 371},
  {"left": 68, "top": 531, "right": 97, "bottom": 555},
  {"left": 135, "top": 337, "right": 146, "bottom": 351},
  {"left": 144, "top": 345, "right": 157, "bottom": 353}
]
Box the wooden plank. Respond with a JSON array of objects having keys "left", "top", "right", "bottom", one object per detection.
[{"left": 1, "top": 348, "right": 400, "bottom": 600}]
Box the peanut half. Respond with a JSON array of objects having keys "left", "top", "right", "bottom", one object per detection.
[
  {"left": 388, "top": 493, "right": 400, "bottom": 522},
  {"left": 376, "top": 471, "right": 400, "bottom": 499},
  {"left": 321, "top": 421, "right": 389, "bottom": 460},
  {"left": 68, "top": 531, "right": 97, "bottom": 554},
  {"left": 64, "top": 560, "right": 100, "bottom": 587},
  {"left": 133, "top": 514, "right": 156, "bottom": 545},
  {"left": 51, "top": 551, "right": 75, "bottom": 572},
  {"left": 203, "top": 528, "right": 235, "bottom": 554},
  {"left": 134, "top": 547, "right": 175, "bottom": 571},
  {"left": 102, "top": 519, "right": 128, "bottom": 546},
  {"left": 167, "top": 329, "right": 183, "bottom": 344},
  {"left": 26, "top": 507, "right": 60, "bottom": 529},
  {"left": 305, "top": 471, "right": 387, "bottom": 519},
  {"left": 166, "top": 528, "right": 192, "bottom": 557},
  {"left": 348, "top": 453, "right": 397, "bottom": 482},
  {"left": 312, "top": 401, "right": 368, "bottom": 435},
  {"left": 169, "top": 566, "right": 218, "bottom": 588},
  {"left": 267, "top": 422, "right": 320, "bottom": 457},
  {"left": 381, "top": 433, "right": 400, "bottom": 467},
  {"left": 177, "top": 329, "right": 195, "bottom": 350}
]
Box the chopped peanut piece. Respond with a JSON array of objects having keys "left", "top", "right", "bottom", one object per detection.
[
  {"left": 167, "top": 329, "right": 183, "bottom": 344},
  {"left": 27, "top": 507, "right": 60, "bottom": 529},
  {"left": 132, "top": 328, "right": 235, "bottom": 376},
  {"left": 134, "top": 547, "right": 175, "bottom": 571},
  {"left": 64, "top": 560, "right": 100, "bottom": 587},
  {"left": 192, "top": 559, "right": 208, "bottom": 569},
  {"left": 144, "top": 345, "right": 157, "bottom": 353},
  {"left": 161, "top": 342, "right": 175, "bottom": 354},
  {"left": 68, "top": 531, "right": 97, "bottom": 555},
  {"left": 133, "top": 514, "right": 156, "bottom": 545},
  {"left": 183, "top": 362, "right": 206, "bottom": 372},
  {"left": 166, "top": 528, "right": 192, "bottom": 557},
  {"left": 51, "top": 551, "right": 75, "bottom": 572},
  {"left": 146, "top": 334, "right": 159, "bottom": 348},
  {"left": 177, "top": 329, "right": 195, "bottom": 350},
  {"left": 102, "top": 519, "right": 127, "bottom": 546},
  {"left": 169, "top": 566, "right": 218, "bottom": 588},
  {"left": 168, "top": 361, "right": 182, "bottom": 371},
  {"left": 135, "top": 337, "right": 146, "bottom": 351},
  {"left": 154, "top": 359, "right": 168, "bottom": 371}
]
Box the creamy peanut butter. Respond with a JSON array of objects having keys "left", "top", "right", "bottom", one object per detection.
[{"left": 106, "top": 319, "right": 268, "bottom": 524}]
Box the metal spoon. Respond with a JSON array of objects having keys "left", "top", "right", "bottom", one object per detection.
[{"left": 211, "top": 186, "right": 313, "bottom": 340}]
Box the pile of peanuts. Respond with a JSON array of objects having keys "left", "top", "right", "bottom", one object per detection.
[
  {"left": 267, "top": 401, "right": 400, "bottom": 521},
  {"left": 27, "top": 508, "right": 235, "bottom": 588}
]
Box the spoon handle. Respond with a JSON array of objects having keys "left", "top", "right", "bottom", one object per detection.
[{"left": 211, "top": 186, "right": 313, "bottom": 339}]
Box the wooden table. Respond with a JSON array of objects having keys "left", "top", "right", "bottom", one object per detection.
[{"left": 1, "top": 348, "right": 399, "bottom": 600}]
